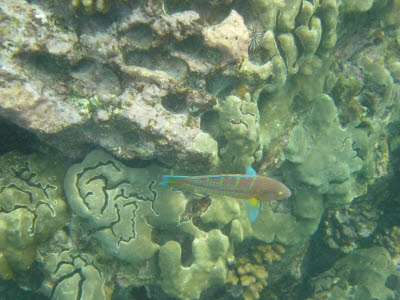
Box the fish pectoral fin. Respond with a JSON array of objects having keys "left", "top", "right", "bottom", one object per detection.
[{"left": 246, "top": 197, "right": 260, "bottom": 223}]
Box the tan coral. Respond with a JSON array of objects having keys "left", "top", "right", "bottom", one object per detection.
[
  {"left": 257, "top": 243, "right": 285, "bottom": 264},
  {"left": 227, "top": 245, "right": 273, "bottom": 300}
]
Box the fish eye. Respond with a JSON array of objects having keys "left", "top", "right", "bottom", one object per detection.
[{"left": 278, "top": 191, "right": 283, "bottom": 195}]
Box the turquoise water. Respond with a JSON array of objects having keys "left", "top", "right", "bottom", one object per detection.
[{"left": 0, "top": 0, "right": 400, "bottom": 299}]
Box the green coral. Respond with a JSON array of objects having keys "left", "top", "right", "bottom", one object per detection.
[
  {"left": 159, "top": 229, "right": 229, "bottom": 299},
  {"left": 215, "top": 94, "right": 260, "bottom": 172},
  {"left": 285, "top": 94, "right": 364, "bottom": 204},
  {"left": 240, "top": 0, "right": 336, "bottom": 92},
  {"left": 0, "top": 151, "right": 67, "bottom": 278},
  {"left": 244, "top": 94, "right": 365, "bottom": 247}
]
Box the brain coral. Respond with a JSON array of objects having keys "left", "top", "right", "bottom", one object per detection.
[
  {"left": 0, "top": 151, "right": 67, "bottom": 278},
  {"left": 64, "top": 149, "right": 164, "bottom": 264}
]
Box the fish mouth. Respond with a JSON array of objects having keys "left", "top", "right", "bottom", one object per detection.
[
  {"left": 278, "top": 185, "right": 291, "bottom": 199},
  {"left": 283, "top": 186, "right": 292, "bottom": 198}
]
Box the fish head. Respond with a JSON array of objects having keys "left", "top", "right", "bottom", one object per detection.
[{"left": 260, "top": 183, "right": 291, "bottom": 201}]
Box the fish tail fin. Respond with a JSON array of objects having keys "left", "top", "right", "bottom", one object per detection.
[
  {"left": 246, "top": 196, "right": 260, "bottom": 223},
  {"left": 159, "top": 175, "right": 185, "bottom": 186}
]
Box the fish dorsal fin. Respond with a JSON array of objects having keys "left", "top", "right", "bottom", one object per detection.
[
  {"left": 246, "top": 197, "right": 260, "bottom": 223},
  {"left": 245, "top": 166, "right": 257, "bottom": 175}
]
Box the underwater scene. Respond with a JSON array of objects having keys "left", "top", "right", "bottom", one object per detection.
[{"left": 0, "top": 0, "right": 400, "bottom": 299}]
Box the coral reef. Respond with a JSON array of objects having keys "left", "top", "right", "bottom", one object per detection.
[
  {"left": 0, "top": 0, "right": 376, "bottom": 172},
  {"left": 0, "top": 0, "right": 221, "bottom": 170},
  {"left": 0, "top": 0, "right": 400, "bottom": 299},
  {"left": 62, "top": 149, "right": 235, "bottom": 299},
  {"left": 374, "top": 226, "right": 400, "bottom": 257},
  {"left": 214, "top": 94, "right": 260, "bottom": 172},
  {"left": 226, "top": 241, "right": 307, "bottom": 300},
  {"left": 309, "top": 247, "right": 399, "bottom": 299},
  {"left": 0, "top": 151, "right": 67, "bottom": 279}
]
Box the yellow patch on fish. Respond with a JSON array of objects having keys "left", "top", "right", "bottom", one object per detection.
[{"left": 248, "top": 196, "right": 259, "bottom": 208}]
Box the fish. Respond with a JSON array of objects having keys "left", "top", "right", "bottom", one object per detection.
[{"left": 159, "top": 166, "right": 291, "bottom": 222}]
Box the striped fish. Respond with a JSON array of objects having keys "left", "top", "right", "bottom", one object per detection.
[{"left": 159, "top": 166, "right": 291, "bottom": 222}]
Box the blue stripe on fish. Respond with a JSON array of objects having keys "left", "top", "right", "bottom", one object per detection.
[
  {"left": 193, "top": 174, "right": 255, "bottom": 179},
  {"left": 159, "top": 175, "right": 171, "bottom": 186}
]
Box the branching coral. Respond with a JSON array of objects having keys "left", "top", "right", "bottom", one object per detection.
[
  {"left": 227, "top": 256, "right": 269, "bottom": 300},
  {"left": 226, "top": 243, "right": 285, "bottom": 300}
]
